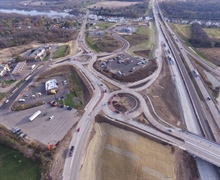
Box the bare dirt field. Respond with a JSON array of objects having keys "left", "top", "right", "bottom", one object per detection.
[
  {"left": 134, "top": 50, "right": 150, "bottom": 58},
  {"left": 142, "top": 56, "right": 185, "bottom": 129},
  {"left": 87, "top": 1, "right": 140, "bottom": 9},
  {"left": 80, "top": 121, "right": 198, "bottom": 180}
]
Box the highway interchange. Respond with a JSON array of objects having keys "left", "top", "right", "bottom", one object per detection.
[{"left": 1, "top": 0, "right": 220, "bottom": 179}]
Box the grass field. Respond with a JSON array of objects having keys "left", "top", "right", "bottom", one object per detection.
[
  {"left": 0, "top": 92, "right": 5, "bottom": 101},
  {"left": 203, "top": 28, "right": 220, "bottom": 39},
  {"left": 94, "top": 22, "right": 115, "bottom": 30},
  {"left": 170, "top": 23, "right": 191, "bottom": 41},
  {"left": 0, "top": 145, "right": 40, "bottom": 180},
  {"left": 123, "top": 25, "right": 154, "bottom": 57},
  {"left": 85, "top": 32, "right": 122, "bottom": 53},
  {"left": 4, "top": 79, "right": 16, "bottom": 85},
  {"left": 53, "top": 45, "right": 70, "bottom": 59}
]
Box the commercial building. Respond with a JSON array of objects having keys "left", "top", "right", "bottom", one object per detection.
[
  {"left": 11, "top": 61, "right": 26, "bottom": 75},
  {"left": 45, "top": 79, "right": 58, "bottom": 94}
]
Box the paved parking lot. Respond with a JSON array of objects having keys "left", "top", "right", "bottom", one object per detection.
[
  {"left": 0, "top": 104, "right": 79, "bottom": 145},
  {"left": 15, "top": 76, "right": 69, "bottom": 105},
  {"left": 104, "top": 53, "right": 147, "bottom": 76}
]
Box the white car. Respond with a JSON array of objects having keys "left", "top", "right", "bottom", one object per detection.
[
  {"left": 49, "top": 116, "right": 54, "bottom": 120},
  {"left": 5, "top": 99, "right": 9, "bottom": 103},
  {"left": 19, "top": 99, "right": 25, "bottom": 102}
]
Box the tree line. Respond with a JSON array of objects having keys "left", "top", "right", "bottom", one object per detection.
[
  {"left": 159, "top": 0, "right": 220, "bottom": 20},
  {"left": 189, "top": 23, "right": 212, "bottom": 48},
  {"left": 90, "top": 1, "right": 149, "bottom": 18},
  {"left": 0, "top": 13, "right": 78, "bottom": 49}
]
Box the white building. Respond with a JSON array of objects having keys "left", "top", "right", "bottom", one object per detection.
[
  {"left": 45, "top": 79, "right": 58, "bottom": 94},
  {"left": 88, "top": 14, "right": 98, "bottom": 20}
]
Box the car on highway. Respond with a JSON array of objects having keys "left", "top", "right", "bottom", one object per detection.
[
  {"left": 167, "top": 129, "right": 172, "bottom": 133},
  {"left": 5, "top": 99, "right": 9, "bottom": 104},
  {"left": 77, "top": 128, "right": 80, "bottom": 132}
]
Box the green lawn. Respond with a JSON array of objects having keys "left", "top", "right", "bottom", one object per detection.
[
  {"left": 4, "top": 79, "right": 16, "bottom": 85},
  {"left": 123, "top": 25, "right": 155, "bottom": 56},
  {"left": 53, "top": 45, "right": 70, "bottom": 59},
  {"left": 0, "top": 92, "right": 5, "bottom": 101},
  {"left": 203, "top": 28, "right": 220, "bottom": 39},
  {"left": 0, "top": 145, "right": 40, "bottom": 180},
  {"left": 85, "top": 32, "right": 100, "bottom": 53},
  {"left": 93, "top": 22, "right": 115, "bottom": 30},
  {"left": 170, "top": 23, "right": 191, "bottom": 40}
]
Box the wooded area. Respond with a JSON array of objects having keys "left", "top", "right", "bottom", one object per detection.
[
  {"left": 189, "top": 23, "right": 212, "bottom": 48},
  {"left": 159, "top": 0, "right": 220, "bottom": 20},
  {"left": 90, "top": 1, "right": 149, "bottom": 18},
  {"left": 0, "top": 13, "right": 78, "bottom": 49}
]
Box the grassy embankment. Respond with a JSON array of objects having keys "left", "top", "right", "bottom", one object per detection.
[
  {"left": 122, "top": 25, "right": 154, "bottom": 58},
  {"left": 170, "top": 23, "right": 220, "bottom": 98},
  {"left": 93, "top": 22, "right": 115, "bottom": 30},
  {"left": 85, "top": 32, "right": 122, "bottom": 53},
  {"left": 53, "top": 45, "right": 70, "bottom": 59},
  {"left": 170, "top": 23, "right": 220, "bottom": 66},
  {"left": 4, "top": 79, "right": 16, "bottom": 85},
  {"left": 0, "top": 92, "right": 5, "bottom": 101},
  {"left": 59, "top": 73, "right": 84, "bottom": 109},
  {"left": 0, "top": 145, "right": 40, "bottom": 180}
]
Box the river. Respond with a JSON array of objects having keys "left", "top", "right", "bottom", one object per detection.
[{"left": 0, "top": 9, "right": 74, "bottom": 18}]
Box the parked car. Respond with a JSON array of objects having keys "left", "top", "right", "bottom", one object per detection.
[
  {"left": 5, "top": 99, "right": 9, "bottom": 104},
  {"left": 49, "top": 116, "right": 54, "bottom": 120},
  {"left": 66, "top": 106, "right": 72, "bottom": 110},
  {"left": 77, "top": 128, "right": 80, "bottom": 132},
  {"left": 19, "top": 99, "right": 25, "bottom": 102},
  {"left": 12, "top": 127, "right": 20, "bottom": 134},
  {"left": 22, "top": 133, "right": 27, "bottom": 138}
]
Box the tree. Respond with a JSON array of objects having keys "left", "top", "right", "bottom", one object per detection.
[{"left": 15, "top": 55, "right": 22, "bottom": 63}]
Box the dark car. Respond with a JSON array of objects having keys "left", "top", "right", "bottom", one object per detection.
[
  {"left": 69, "top": 146, "right": 74, "bottom": 157},
  {"left": 67, "top": 107, "right": 72, "bottom": 111},
  {"left": 22, "top": 133, "right": 27, "bottom": 138},
  {"left": 60, "top": 104, "right": 64, "bottom": 108},
  {"left": 115, "top": 110, "right": 120, "bottom": 114}
]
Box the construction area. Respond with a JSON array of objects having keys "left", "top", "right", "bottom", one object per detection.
[{"left": 80, "top": 121, "right": 198, "bottom": 180}]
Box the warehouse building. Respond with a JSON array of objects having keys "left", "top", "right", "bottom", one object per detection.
[{"left": 11, "top": 61, "right": 26, "bottom": 75}]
